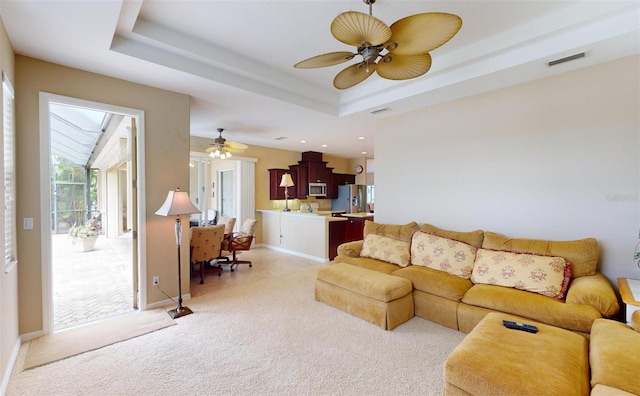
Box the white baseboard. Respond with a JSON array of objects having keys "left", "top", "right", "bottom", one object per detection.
[
  {"left": 1, "top": 337, "right": 22, "bottom": 395},
  {"left": 258, "top": 244, "right": 328, "bottom": 263},
  {"left": 145, "top": 293, "right": 191, "bottom": 311},
  {"left": 20, "top": 329, "right": 44, "bottom": 343}
]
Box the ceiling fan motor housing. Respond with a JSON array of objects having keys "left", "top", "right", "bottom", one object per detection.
[{"left": 358, "top": 45, "right": 383, "bottom": 63}]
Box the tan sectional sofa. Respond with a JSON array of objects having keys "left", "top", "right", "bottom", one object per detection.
[
  {"left": 319, "top": 221, "right": 637, "bottom": 394},
  {"left": 333, "top": 221, "right": 620, "bottom": 335}
]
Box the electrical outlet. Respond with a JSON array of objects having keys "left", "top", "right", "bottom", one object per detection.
[{"left": 152, "top": 276, "right": 159, "bottom": 286}]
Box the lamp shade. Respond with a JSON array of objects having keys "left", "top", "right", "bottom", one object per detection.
[
  {"left": 155, "top": 188, "right": 201, "bottom": 216},
  {"left": 280, "top": 173, "right": 294, "bottom": 187}
]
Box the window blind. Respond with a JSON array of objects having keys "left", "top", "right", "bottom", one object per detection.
[{"left": 3, "top": 71, "right": 16, "bottom": 269}]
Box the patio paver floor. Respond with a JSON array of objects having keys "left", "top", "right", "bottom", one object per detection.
[{"left": 52, "top": 233, "right": 134, "bottom": 331}]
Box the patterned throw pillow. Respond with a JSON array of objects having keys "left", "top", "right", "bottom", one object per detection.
[
  {"left": 410, "top": 232, "right": 477, "bottom": 279},
  {"left": 360, "top": 234, "right": 411, "bottom": 267},
  {"left": 471, "top": 249, "right": 572, "bottom": 299}
]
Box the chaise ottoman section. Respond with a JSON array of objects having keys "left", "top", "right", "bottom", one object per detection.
[
  {"left": 315, "top": 263, "right": 414, "bottom": 330},
  {"left": 444, "top": 312, "right": 590, "bottom": 396}
]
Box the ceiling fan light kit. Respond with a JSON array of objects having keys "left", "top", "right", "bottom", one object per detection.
[{"left": 294, "top": 0, "right": 462, "bottom": 89}]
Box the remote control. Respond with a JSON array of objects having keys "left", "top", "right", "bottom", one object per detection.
[{"left": 502, "top": 320, "right": 538, "bottom": 333}]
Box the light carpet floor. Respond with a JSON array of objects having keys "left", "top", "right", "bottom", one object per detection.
[
  {"left": 23, "top": 308, "right": 175, "bottom": 370},
  {"left": 7, "top": 266, "right": 465, "bottom": 395}
]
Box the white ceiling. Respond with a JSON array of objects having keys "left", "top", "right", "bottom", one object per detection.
[{"left": 1, "top": 1, "right": 638, "bottom": 159}]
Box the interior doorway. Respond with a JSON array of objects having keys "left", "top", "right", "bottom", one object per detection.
[
  {"left": 188, "top": 152, "right": 256, "bottom": 232},
  {"left": 39, "top": 93, "right": 145, "bottom": 334}
]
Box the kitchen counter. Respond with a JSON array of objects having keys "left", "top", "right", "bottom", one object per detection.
[
  {"left": 257, "top": 209, "right": 347, "bottom": 220},
  {"left": 341, "top": 212, "right": 374, "bottom": 218},
  {"left": 257, "top": 210, "right": 347, "bottom": 262}
]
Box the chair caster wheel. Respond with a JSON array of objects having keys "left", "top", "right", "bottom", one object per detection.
[
  {"left": 231, "top": 268, "right": 235, "bottom": 272},
  {"left": 249, "top": 264, "right": 253, "bottom": 268},
  {"left": 217, "top": 272, "right": 222, "bottom": 276}
]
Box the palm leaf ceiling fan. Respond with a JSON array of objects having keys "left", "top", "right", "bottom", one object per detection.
[
  {"left": 294, "top": 0, "right": 462, "bottom": 90},
  {"left": 205, "top": 128, "right": 248, "bottom": 159}
]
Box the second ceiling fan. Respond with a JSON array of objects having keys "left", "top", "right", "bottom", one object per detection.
[
  {"left": 294, "top": 0, "right": 462, "bottom": 90},
  {"left": 206, "top": 128, "right": 248, "bottom": 159}
]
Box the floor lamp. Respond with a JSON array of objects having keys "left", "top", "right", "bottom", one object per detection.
[
  {"left": 280, "top": 173, "right": 294, "bottom": 212},
  {"left": 155, "top": 188, "right": 201, "bottom": 319}
]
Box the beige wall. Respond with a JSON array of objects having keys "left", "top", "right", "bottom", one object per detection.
[
  {"left": 15, "top": 57, "right": 190, "bottom": 335},
  {"left": 374, "top": 55, "right": 640, "bottom": 285},
  {"left": 0, "top": 17, "right": 16, "bottom": 392}
]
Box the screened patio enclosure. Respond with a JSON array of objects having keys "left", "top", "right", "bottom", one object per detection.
[{"left": 49, "top": 103, "right": 126, "bottom": 234}]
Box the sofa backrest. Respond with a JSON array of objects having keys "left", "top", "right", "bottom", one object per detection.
[
  {"left": 481, "top": 231, "right": 599, "bottom": 278},
  {"left": 363, "top": 221, "right": 419, "bottom": 243},
  {"left": 420, "top": 223, "right": 484, "bottom": 248}
]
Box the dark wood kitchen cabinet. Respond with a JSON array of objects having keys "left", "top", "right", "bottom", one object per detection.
[
  {"left": 328, "top": 220, "right": 346, "bottom": 260},
  {"left": 308, "top": 161, "right": 328, "bottom": 183},
  {"left": 343, "top": 215, "right": 374, "bottom": 242},
  {"left": 327, "top": 173, "right": 356, "bottom": 198},
  {"left": 269, "top": 152, "right": 356, "bottom": 200},
  {"left": 289, "top": 164, "right": 308, "bottom": 198},
  {"left": 268, "top": 168, "right": 297, "bottom": 200}
]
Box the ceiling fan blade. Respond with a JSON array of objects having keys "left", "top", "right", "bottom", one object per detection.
[
  {"left": 225, "top": 141, "right": 248, "bottom": 150},
  {"left": 205, "top": 146, "right": 219, "bottom": 153},
  {"left": 386, "top": 12, "right": 462, "bottom": 56},
  {"left": 333, "top": 62, "right": 376, "bottom": 90},
  {"left": 377, "top": 53, "right": 432, "bottom": 81},
  {"left": 294, "top": 52, "right": 356, "bottom": 69},
  {"left": 331, "top": 11, "right": 391, "bottom": 47}
]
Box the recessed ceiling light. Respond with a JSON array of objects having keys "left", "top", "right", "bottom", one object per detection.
[
  {"left": 358, "top": 136, "right": 365, "bottom": 140},
  {"left": 321, "top": 144, "right": 328, "bottom": 148},
  {"left": 361, "top": 151, "right": 367, "bottom": 155},
  {"left": 300, "top": 140, "right": 307, "bottom": 143}
]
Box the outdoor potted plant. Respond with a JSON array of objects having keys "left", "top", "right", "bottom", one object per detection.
[{"left": 68, "top": 216, "right": 102, "bottom": 252}]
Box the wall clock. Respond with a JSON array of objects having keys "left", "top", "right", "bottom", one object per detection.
[{"left": 355, "top": 165, "right": 364, "bottom": 174}]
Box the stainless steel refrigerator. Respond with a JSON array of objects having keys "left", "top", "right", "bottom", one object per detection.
[{"left": 332, "top": 184, "right": 374, "bottom": 213}]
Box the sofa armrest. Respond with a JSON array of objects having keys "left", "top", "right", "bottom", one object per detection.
[
  {"left": 565, "top": 273, "right": 619, "bottom": 318},
  {"left": 337, "top": 241, "right": 363, "bottom": 258}
]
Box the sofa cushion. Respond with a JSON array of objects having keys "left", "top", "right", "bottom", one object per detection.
[
  {"left": 632, "top": 310, "right": 640, "bottom": 332},
  {"left": 470, "top": 248, "right": 571, "bottom": 299},
  {"left": 462, "top": 284, "right": 601, "bottom": 333},
  {"left": 410, "top": 232, "right": 477, "bottom": 279},
  {"left": 590, "top": 318, "right": 640, "bottom": 395},
  {"left": 334, "top": 255, "right": 400, "bottom": 274},
  {"left": 317, "top": 263, "right": 413, "bottom": 302},
  {"left": 393, "top": 266, "right": 473, "bottom": 302},
  {"left": 360, "top": 234, "right": 410, "bottom": 267},
  {"left": 363, "top": 221, "right": 419, "bottom": 243},
  {"left": 420, "top": 223, "right": 484, "bottom": 248},
  {"left": 482, "top": 231, "right": 598, "bottom": 278}
]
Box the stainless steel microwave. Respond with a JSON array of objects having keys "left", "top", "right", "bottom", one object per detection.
[{"left": 308, "top": 182, "right": 327, "bottom": 196}]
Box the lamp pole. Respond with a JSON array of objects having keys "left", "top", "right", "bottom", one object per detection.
[{"left": 168, "top": 215, "right": 192, "bottom": 318}]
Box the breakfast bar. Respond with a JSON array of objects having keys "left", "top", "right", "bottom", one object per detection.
[{"left": 257, "top": 209, "right": 350, "bottom": 262}]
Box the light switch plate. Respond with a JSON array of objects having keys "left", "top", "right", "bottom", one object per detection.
[{"left": 23, "top": 217, "right": 34, "bottom": 230}]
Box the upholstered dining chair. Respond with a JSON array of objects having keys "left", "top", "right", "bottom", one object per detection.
[
  {"left": 219, "top": 218, "right": 258, "bottom": 272},
  {"left": 190, "top": 224, "right": 225, "bottom": 284},
  {"left": 217, "top": 216, "right": 236, "bottom": 235}
]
